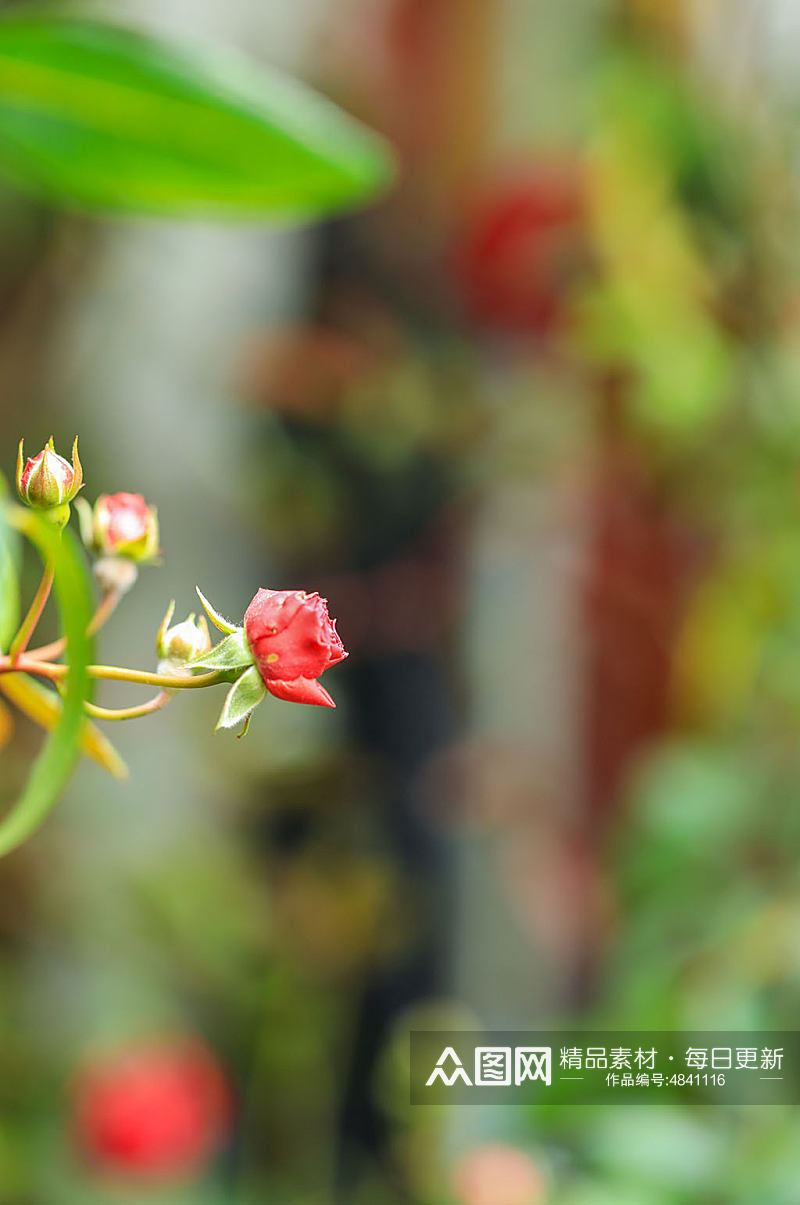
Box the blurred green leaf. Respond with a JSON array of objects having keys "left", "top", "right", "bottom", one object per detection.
[
  {"left": 597, "top": 48, "right": 752, "bottom": 230},
  {"left": 578, "top": 46, "right": 737, "bottom": 440},
  {"left": 0, "top": 671, "right": 127, "bottom": 778},
  {"left": 630, "top": 742, "right": 761, "bottom": 850},
  {"left": 0, "top": 14, "right": 394, "bottom": 217},
  {"left": 0, "top": 484, "right": 20, "bottom": 652},
  {"left": 554, "top": 1183, "right": 667, "bottom": 1205},
  {"left": 0, "top": 505, "right": 92, "bottom": 856},
  {"left": 587, "top": 1110, "right": 725, "bottom": 1193}
]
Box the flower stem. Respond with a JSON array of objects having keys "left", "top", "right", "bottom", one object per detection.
[
  {"left": 87, "top": 665, "right": 229, "bottom": 690},
  {"left": 0, "top": 656, "right": 228, "bottom": 691},
  {"left": 87, "top": 589, "right": 122, "bottom": 637},
  {"left": 84, "top": 691, "right": 172, "bottom": 721},
  {"left": 28, "top": 587, "right": 122, "bottom": 661},
  {"left": 7, "top": 563, "right": 54, "bottom": 664},
  {"left": 0, "top": 658, "right": 63, "bottom": 682}
]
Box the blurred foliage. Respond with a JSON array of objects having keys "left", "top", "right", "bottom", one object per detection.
[
  {"left": 0, "top": 12, "right": 392, "bottom": 217},
  {"left": 0, "top": 506, "right": 94, "bottom": 856},
  {"left": 5, "top": 0, "right": 800, "bottom": 1202}
]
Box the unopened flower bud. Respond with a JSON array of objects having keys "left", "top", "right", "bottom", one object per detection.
[
  {"left": 157, "top": 601, "right": 211, "bottom": 669},
  {"left": 243, "top": 587, "right": 347, "bottom": 708},
  {"left": 16, "top": 436, "right": 83, "bottom": 520},
  {"left": 89, "top": 493, "right": 159, "bottom": 562},
  {"left": 192, "top": 586, "right": 348, "bottom": 734}
]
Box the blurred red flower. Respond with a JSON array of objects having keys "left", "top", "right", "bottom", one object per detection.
[
  {"left": 92, "top": 492, "right": 159, "bottom": 562},
  {"left": 244, "top": 588, "right": 348, "bottom": 708},
  {"left": 73, "top": 1038, "right": 232, "bottom": 1181},
  {"left": 450, "top": 160, "right": 586, "bottom": 336}
]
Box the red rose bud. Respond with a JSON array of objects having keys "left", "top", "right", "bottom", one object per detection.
[
  {"left": 72, "top": 1039, "right": 232, "bottom": 1182},
  {"left": 16, "top": 436, "right": 82, "bottom": 520},
  {"left": 244, "top": 588, "right": 347, "bottom": 708},
  {"left": 92, "top": 493, "right": 159, "bottom": 562}
]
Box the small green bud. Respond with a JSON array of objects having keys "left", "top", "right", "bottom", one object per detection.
[
  {"left": 16, "top": 436, "right": 83, "bottom": 511},
  {"left": 156, "top": 600, "right": 211, "bottom": 668}
]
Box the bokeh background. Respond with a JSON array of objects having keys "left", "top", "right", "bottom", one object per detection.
[{"left": 3, "top": 0, "right": 800, "bottom": 1201}]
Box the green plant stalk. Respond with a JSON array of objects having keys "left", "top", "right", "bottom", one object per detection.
[
  {"left": 83, "top": 691, "right": 171, "bottom": 722},
  {"left": 0, "top": 656, "right": 229, "bottom": 691},
  {"left": 0, "top": 507, "right": 91, "bottom": 857},
  {"left": 7, "top": 561, "right": 53, "bottom": 662}
]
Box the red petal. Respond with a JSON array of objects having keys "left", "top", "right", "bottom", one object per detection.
[
  {"left": 245, "top": 590, "right": 348, "bottom": 682},
  {"left": 266, "top": 677, "right": 336, "bottom": 708}
]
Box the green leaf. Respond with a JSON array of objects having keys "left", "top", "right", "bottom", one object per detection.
[
  {"left": 0, "top": 489, "right": 20, "bottom": 652},
  {"left": 0, "top": 504, "right": 92, "bottom": 856},
  {"left": 196, "top": 586, "right": 239, "bottom": 635},
  {"left": 0, "top": 14, "right": 394, "bottom": 217},
  {"left": 215, "top": 664, "right": 266, "bottom": 732},
  {"left": 0, "top": 671, "right": 127, "bottom": 779},
  {"left": 191, "top": 627, "right": 252, "bottom": 671}
]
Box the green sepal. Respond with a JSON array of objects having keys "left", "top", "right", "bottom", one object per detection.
[
  {"left": 190, "top": 627, "right": 252, "bottom": 671},
  {"left": 155, "top": 599, "right": 176, "bottom": 657},
  {"left": 195, "top": 586, "right": 239, "bottom": 635},
  {"left": 74, "top": 496, "right": 94, "bottom": 549},
  {"left": 215, "top": 665, "right": 266, "bottom": 733}
]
